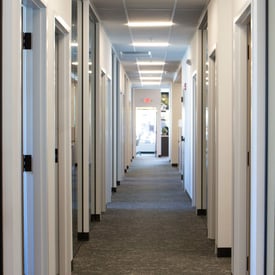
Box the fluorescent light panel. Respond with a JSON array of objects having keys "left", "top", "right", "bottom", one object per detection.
[
  {"left": 132, "top": 42, "right": 169, "bottom": 47},
  {"left": 127, "top": 21, "right": 174, "bottom": 27},
  {"left": 140, "top": 77, "right": 162, "bottom": 80},
  {"left": 137, "top": 61, "right": 165, "bottom": 66},
  {"left": 139, "top": 70, "right": 163, "bottom": 74},
  {"left": 141, "top": 81, "right": 161, "bottom": 85},
  {"left": 71, "top": 61, "right": 92, "bottom": 66}
]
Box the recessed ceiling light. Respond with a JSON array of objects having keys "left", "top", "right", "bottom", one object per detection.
[
  {"left": 132, "top": 42, "right": 169, "bottom": 47},
  {"left": 139, "top": 70, "right": 164, "bottom": 74},
  {"left": 140, "top": 77, "right": 162, "bottom": 81},
  {"left": 137, "top": 61, "right": 165, "bottom": 66},
  {"left": 141, "top": 81, "right": 161, "bottom": 86},
  {"left": 127, "top": 21, "right": 174, "bottom": 27},
  {"left": 71, "top": 42, "right": 78, "bottom": 47}
]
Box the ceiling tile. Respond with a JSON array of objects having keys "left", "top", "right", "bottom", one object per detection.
[
  {"left": 127, "top": 9, "right": 172, "bottom": 22},
  {"left": 91, "top": 0, "right": 124, "bottom": 9},
  {"left": 125, "top": 0, "right": 174, "bottom": 9},
  {"left": 176, "top": 0, "right": 208, "bottom": 9}
]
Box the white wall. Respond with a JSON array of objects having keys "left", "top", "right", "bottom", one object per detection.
[
  {"left": 99, "top": 25, "right": 112, "bottom": 77},
  {"left": 45, "top": 2, "right": 72, "bottom": 274},
  {"left": 208, "top": 0, "right": 218, "bottom": 55},
  {"left": 95, "top": 23, "right": 113, "bottom": 214},
  {"left": 208, "top": 0, "right": 233, "bottom": 249},
  {"left": 182, "top": 30, "right": 199, "bottom": 204},
  {"left": 233, "top": 0, "right": 250, "bottom": 15},
  {"left": 171, "top": 83, "right": 182, "bottom": 165}
]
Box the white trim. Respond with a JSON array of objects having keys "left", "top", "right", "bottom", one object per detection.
[
  {"left": 232, "top": 5, "right": 251, "bottom": 274},
  {"left": 31, "top": 5, "right": 49, "bottom": 275},
  {"left": 194, "top": 30, "right": 202, "bottom": 211},
  {"left": 2, "top": 0, "right": 23, "bottom": 274},
  {"left": 55, "top": 16, "right": 72, "bottom": 275},
  {"left": 191, "top": 70, "right": 197, "bottom": 206},
  {"left": 207, "top": 48, "right": 216, "bottom": 240},
  {"left": 95, "top": 22, "right": 102, "bottom": 215},
  {"left": 209, "top": 44, "right": 217, "bottom": 61},
  {"left": 266, "top": 0, "right": 275, "bottom": 272},
  {"left": 55, "top": 16, "right": 71, "bottom": 33},
  {"left": 81, "top": 0, "right": 90, "bottom": 232},
  {"left": 234, "top": 2, "right": 251, "bottom": 25},
  {"left": 250, "top": 0, "right": 266, "bottom": 274}
]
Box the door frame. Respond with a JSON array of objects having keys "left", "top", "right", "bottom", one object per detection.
[
  {"left": 208, "top": 48, "right": 216, "bottom": 240},
  {"left": 250, "top": 1, "right": 266, "bottom": 273},
  {"left": 54, "top": 16, "right": 72, "bottom": 274},
  {"left": 22, "top": 1, "right": 48, "bottom": 274},
  {"left": 266, "top": 0, "right": 275, "bottom": 273},
  {"left": 232, "top": 4, "right": 252, "bottom": 274},
  {"left": 192, "top": 72, "right": 197, "bottom": 207}
]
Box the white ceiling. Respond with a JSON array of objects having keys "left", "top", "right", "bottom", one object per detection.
[{"left": 90, "top": 0, "right": 209, "bottom": 88}]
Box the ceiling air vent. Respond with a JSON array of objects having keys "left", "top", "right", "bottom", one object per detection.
[{"left": 120, "top": 51, "right": 152, "bottom": 57}]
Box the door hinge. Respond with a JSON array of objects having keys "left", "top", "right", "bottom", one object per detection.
[
  {"left": 181, "top": 96, "right": 183, "bottom": 103},
  {"left": 23, "top": 32, "right": 32, "bottom": 50},
  {"left": 23, "top": 155, "right": 32, "bottom": 172},
  {"left": 55, "top": 148, "right": 58, "bottom": 163},
  {"left": 247, "top": 151, "right": 250, "bottom": 167},
  {"left": 247, "top": 45, "right": 250, "bottom": 60},
  {"left": 246, "top": 256, "right": 250, "bottom": 271},
  {"left": 181, "top": 136, "right": 185, "bottom": 142}
]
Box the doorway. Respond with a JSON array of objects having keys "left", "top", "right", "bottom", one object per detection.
[
  {"left": 208, "top": 50, "right": 216, "bottom": 240},
  {"left": 54, "top": 17, "right": 72, "bottom": 274},
  {"left": 136, "top": 108, "right": 157, "bottom": 155},
  {"left": 71, "top": 0, "right": 80, "bottom": 255},
  {"left": 233, "top": 6, "right": 252, "bottom": 274},
  {"left": 201, "top": 19, "right": 208, "bottom": 216}
]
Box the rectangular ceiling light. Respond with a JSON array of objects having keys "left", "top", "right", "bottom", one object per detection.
[
  {"left": 127, "top": 21, "right": 174, "bottom": 27},
  {"left": 139, "top": 70, "right": 164, "bottom": 74},
  {"left": 132, "top": 42, "right": 169, "bottom": 47},
  {"left": 140, "top": 77, "right": 162, "bottom": 81},
  {"left": 141, "top": 81, "right": 161, "bottom": 86},
  {"left": 137, "top": 61, "right": 165, "bottom": 66},
  {"left": 71, "top": 42, "right": 78, "bottom": 47}
]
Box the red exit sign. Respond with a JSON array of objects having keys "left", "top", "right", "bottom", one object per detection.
[{"left": 144, "top": 97, "right": 152, "bottom": 103}]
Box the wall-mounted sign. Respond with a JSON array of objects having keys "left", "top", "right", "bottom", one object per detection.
[{"left": 143, "top": 97, "right": 152, "bottom": 103}]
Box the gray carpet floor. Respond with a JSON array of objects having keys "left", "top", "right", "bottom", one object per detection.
[{"left": 72, "top": 156, "right": 231, "bottom": 275}]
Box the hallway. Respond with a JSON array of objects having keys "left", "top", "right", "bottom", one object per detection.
[{"left": 72, "top": 156, "right": 231, "bottom": 274}]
